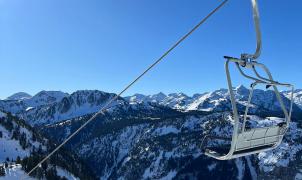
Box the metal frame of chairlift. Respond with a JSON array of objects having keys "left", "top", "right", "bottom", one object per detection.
[{"left": 204, "top": 0, "right": 294, "bottom": 160}]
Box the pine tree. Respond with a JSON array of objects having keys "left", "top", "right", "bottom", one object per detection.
[
  {"left": 20, "top": 132, "right": 28, "bottom": 150},
  {"left": 0, "top": 166, "right": 5, "bottom": 176},
  {"left": 16, "top": 156, "right": 21, "bottom": 164},
  {"left": 45, "top": 166, "right": 59, "bottom": 180},
  {"left": 41, "top": 162, "right": 48, "bottom": 171},
  {"left": 35, "top": 167, "right": 44, "bottom": 179},
  {"left": 32, "top": 133, "right": 36, "bottom": 142}
]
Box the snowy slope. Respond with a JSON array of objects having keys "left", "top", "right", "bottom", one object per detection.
[
  {"left": 56, "top": 167, "right": 79, "bottom": 180},
  {"left": 42, "top": 102, "right": 302, "bottom": 179},
  {"left": 0, "top": 111, "right": 94, "bottom": 180},
  {"left": 0, "top": 112, "right": 45, "bottom": 162},
  {"left": 0, "top": 125, "right": 31, "bottom": 162},
  {"left": 0, "top": 164, "right": 34, "bottom": 180},
  {"left": 0, "top": 164, "right": 78, "bottom": 180}
]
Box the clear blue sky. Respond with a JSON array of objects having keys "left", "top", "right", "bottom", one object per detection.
[{"left": 1, "top": 0, "right": 301, "bottom": 99}]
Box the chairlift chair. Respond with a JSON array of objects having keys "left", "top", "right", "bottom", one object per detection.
[{"left": 204, "top": 0, "right": 294, "bottom": 160}]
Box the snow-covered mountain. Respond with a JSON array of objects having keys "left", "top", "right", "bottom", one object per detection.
[
  {"left": 1, "top": 85, "right": 300, "bottom": 127},
  {"left": 6, "top": 92, "right": 32, "bottom": 101},
  {"left": 126, "top": 85, "right": 301, "bottom": 114},
  {"left": 284, "top": 89, "right": 302, "bottom": 109},
  {"left": 0, "top": 91, "right": 68, "bottom": 115},
  {"left": 21, "top": 90, "right": 128, "bottom": 126},
  {"left": 24, "top": 90, "right": 68, "bottom": 108},
  {"left": 1, "top": 86, "right": 302, "bottom": 179},
  {"left": 126, "top": 92, "right": 192, "bottom": 109}
]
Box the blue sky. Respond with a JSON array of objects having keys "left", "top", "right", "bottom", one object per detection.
[{"left": 1, "top": 0, "right": 301, "bottom": 99}]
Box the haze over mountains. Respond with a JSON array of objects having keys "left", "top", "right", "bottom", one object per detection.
[{"left": 0, "top": 85, "right": 302, "bottom": 179}]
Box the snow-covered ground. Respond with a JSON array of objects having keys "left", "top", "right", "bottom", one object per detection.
[
  {"left": 296, "top": 170, "right": 302, "bottom": 180},
  {"left": 0, "top": 112, "right": 6, "bottom": 118},
  {"left": 0, "top": 164, "right": 34, "bottom": 180},
  {"left": 56, "top": 167, "right": 79, "bottom": 180},
  {"left": 0, "top": 115, "right": 46, "bottom": 162},
  {"left": 0, "top": 164, "right": 78, "bottom": 180}
]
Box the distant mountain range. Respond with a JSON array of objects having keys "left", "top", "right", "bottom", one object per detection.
[
  {"left": 0, "top": 86, "right": 302, "bottom": 179},
  {"left": 1, "top": 85, "right": 301, "bottom": 126}
]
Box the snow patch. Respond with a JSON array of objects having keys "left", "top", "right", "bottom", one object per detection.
[
  {"left": 159, "top": 170, "right": 177, "bottom": 180},
  {"left": 56, "top": 166, "right": 79, "bottom": 180},
  {"left": 296, "top": 173, "right": 302, "bottom": 180},
  {"left": 153, "top": 126, "right": 180, "bottom": 136},
  {"left": 207, "top": 163, "right": 217, "bottom": 171},
  {"left": 25, "top": 107, "right": 34, "bottom": 112},
  {"left": 0, "top": 112, "right": 6, "bottom": 118},
  {"left": 235, "top": 159, "right": 245, "bottom": 180}
]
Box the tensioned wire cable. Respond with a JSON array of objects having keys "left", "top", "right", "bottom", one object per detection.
[{"left": 24, "top": 0, "right": 228, "bottom": 178}]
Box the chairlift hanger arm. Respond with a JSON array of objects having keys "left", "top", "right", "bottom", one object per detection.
[
  {"left": 241, "top": 0, "right": 262, "bottom": 61},
  {"left": 225, "top": 0, "right": 261, "bottom": 61}
]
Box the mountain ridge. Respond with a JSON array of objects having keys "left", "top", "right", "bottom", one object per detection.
[{"left": 1, "top": 85, "right": 301, "bottom": 126}]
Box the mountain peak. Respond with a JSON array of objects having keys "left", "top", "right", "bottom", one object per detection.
[
  {"left": 236, "top": 84, "right": 248, "bottom": 90},
  {"left": 149, "top": 92, "right": 167, "bottom": 100},
  {"left": 26, "top": 90, "right": 69, "bottom": 107},
  {"left": 6, "top": 92, "right": 32, "bottom": 101},
  {"left": 34, "top": 90, "right": 69, "bottom": 97},
  {"left": 235, "top": 85, "right": 249, "bottom": 94},
  {"left": 167, "top": 92, "right": 188, "bottom": 98},
  {"left": 127, "top": 93, "right": 146, "bottom": 103},
  {"left": 71, "top": 90, "right": 107, "bottom": 96}
]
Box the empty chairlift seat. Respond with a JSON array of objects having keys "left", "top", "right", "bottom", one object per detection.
[
  {"left": 204, "top": 56, "right": 293, "bottom": 160},
  {"left": 204, "top": 0, "right": 294, "bottom": 160}
]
